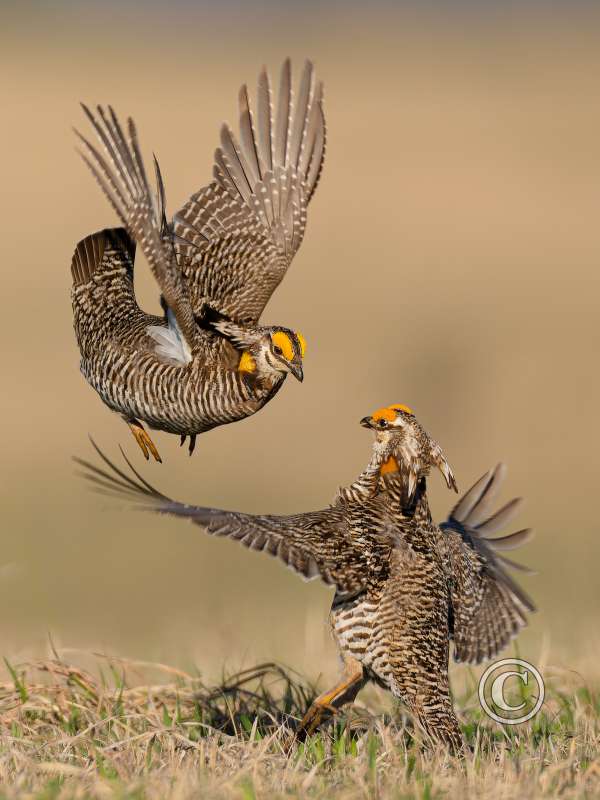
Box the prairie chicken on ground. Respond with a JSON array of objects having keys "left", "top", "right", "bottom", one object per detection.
[
  {"left": 76, "top": 405, "right": 535, "bottom": 752},
  {"left": 71, "top": 59, "right": 323, "bottom": 461}
]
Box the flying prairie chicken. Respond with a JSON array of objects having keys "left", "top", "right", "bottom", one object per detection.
[
  {"left": 76, "top": 405, "right": 535, "bottom": 752},
  {"left": 71, "top": 59, "right": 324, "bottom": 461}
]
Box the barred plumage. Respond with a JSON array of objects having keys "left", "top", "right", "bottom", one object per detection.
[
  {"left": 71, "top": 60, "right": 324, "bottom": 460},
  {"left": 76, "top": 405, "right": 535, "bottom": 752}
]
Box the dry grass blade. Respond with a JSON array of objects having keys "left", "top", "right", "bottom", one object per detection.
[{"left": 0, "top": 654, "right": 599, "bottom": 798}]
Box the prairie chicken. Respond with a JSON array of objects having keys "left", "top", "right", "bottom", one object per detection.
[
  {"left": 76, "top": 405, "right": 535, "bottom": 752},
  {"left": 71, "top": 59, "right": 324, "bottom": 461}
]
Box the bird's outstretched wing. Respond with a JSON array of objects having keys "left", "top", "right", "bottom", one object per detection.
[
  {"left": 75, "top": 442, "right": 367, "bottom": 599},
  {"left": 75, "top": 106, "right": 197, "bottom": 350},
  {"left": 172, "top": 59, "right": 326, "bottom": 325},
  {"left": 71, "top": 227, "right": 142, "bottom": 348},
  {"left": 440, "top": 464, "right": 536, "bottom": 664}
]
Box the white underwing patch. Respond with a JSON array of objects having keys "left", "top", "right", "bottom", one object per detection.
[{"left": 147, "top": 309, "right": 192, "bottom": 367}]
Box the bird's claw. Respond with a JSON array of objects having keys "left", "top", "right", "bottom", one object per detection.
[
  {"left": 296, "top": 699, "right": 338, "bottom": 740},
  {"left": 180, "top": 434, "right": 197, "bottom": 456},
  {"left": 128, "top": 422, "right": 162, "bottom": 463}
]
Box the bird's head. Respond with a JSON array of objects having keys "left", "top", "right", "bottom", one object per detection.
[
  {"left": 209, "top": 318, "right": 305, "bottom": 382},
  {"left": 360, "top": 404, "right": 457, "bottom": 496},
  {"left": 253, "top": 327, "right": 305, "bottom": 382},
  {"left": 235, "top": 327, "right": 305, "bottom": 382}
]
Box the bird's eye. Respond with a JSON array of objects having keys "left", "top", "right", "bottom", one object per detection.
[
  {"left": 273, "top": 345, "right": 283, "bottom": 356},
  {"left": 378, "top": 419, "right": 388, "bottom": 428}
]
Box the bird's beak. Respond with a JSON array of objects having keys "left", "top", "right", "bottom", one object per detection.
[
  {"left": 360, "top": 416, "right": 374, "bottom": 429},
  {"left": 290, "top": 363, "right": 304, "bottom": 382}
]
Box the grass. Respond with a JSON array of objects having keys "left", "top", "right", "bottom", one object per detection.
[{"left": 0, "top": 653, "right": 599, "bottom": 799}]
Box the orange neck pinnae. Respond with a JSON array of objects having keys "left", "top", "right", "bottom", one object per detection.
[
  {"left": 380, "top": 455, "right": 399, "bottom": 475},
  {"left": 238, "top": 351, "right": 256, "bottom": 374}
]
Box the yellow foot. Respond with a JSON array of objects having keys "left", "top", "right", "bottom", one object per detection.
[
  {"left": 297, "top": 699, "right": 338, "bottom": 740},
  {"left": 127, "top": 420, "right": 162, "bottom": 462}
]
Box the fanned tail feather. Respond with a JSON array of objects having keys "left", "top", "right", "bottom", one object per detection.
[{"left": 442, "top": 463, "right": 536, "bottom": 664}]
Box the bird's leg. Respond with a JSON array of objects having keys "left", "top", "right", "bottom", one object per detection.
[
  {"left": 296, "top": 656, "right": 364, "bottom": 740},
  {"left": 124, "top": 418, "right": 162, "bottom": 463}
]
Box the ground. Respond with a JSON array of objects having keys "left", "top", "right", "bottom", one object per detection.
[{"left": 0, "top": 654, "right": 598, "bottom": 800}]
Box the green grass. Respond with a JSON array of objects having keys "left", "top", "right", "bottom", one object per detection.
[{"left": 0, "top": 654, "right": 598, "bottom": 799}]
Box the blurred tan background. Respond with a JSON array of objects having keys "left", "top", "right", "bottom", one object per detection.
[{"left": 1, "top": 1, "right": 599, "bottom": 685}]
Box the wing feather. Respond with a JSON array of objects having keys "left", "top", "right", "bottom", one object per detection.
[
  {"left": 288, "top": 60, "right": 314, "bottom": 169},
  {"left": 75, "top": 444, "right": 368, "bottom": 596},
  {"left": 298, "top": 79, "right": 322, "bottom": 177},
  {"left": 172, "top": 59, "right": 326, "bottom": 324},
  {"left": 219, "top": 123, "right": 254, "bottom": 202},
  {"left": 306, "top": 91, "right": 326, "bottom": 200},
  {"left": 75, "top": 105, "right": 196, "bottom": 348},
  {"left": 256, "top": 67, "right": 274, "bottom": 174},
  {"left": 238, "top": 85, "right": 262, "bottom": 184},
  {"left": 441, "top": 464, "right": 535, "bottom": 664},
  {"left": 274, "top": 58, "right": 292, "bottom": 166}
]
